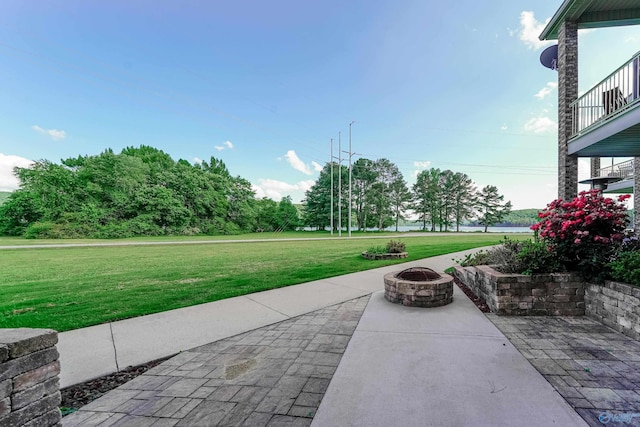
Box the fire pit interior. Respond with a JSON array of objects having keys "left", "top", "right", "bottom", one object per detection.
[{"left": 384, "top": 267, "right": 453, "bottom": 308}]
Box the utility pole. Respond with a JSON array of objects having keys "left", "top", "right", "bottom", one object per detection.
[
  {"left": 342, "top": 122, "right": 358, "bottom": 237},
  {"left": 348, "top": 121, "right": 355, "bottom": 237},
  {"left": 338, "top": 132, "right": 342, "bottom": 237},
  {"left": 330, "top": 138, "right": 333, "bottom": 235}
]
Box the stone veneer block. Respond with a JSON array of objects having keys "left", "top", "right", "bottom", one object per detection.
[
  {"left": 362, "top": 251, "right": 408, "bottom": 260},
  {"left": 384, "top": 271, "right": 453, "bottom": 308},
  {"left": 453, "top": 265, "right": 584, "bottom": 316},
  {"left": 0, "top": 329, "right": 58, "bottom": 359},
  {"left": 0, "top": 329, "right": 61, "bottom": 427},
  {"left": 586, "top": 281, "right": 640, "bottom": 341}
]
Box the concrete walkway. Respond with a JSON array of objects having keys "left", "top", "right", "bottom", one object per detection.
[
  {"left": 313, "top": 290, "right": 585, "bottom": 427},
  {"left": 60, "top": 250, "right": 587, "bottom": 426},
  {"left": 58, "top": 250, "right": 475, "bottom": 388}
]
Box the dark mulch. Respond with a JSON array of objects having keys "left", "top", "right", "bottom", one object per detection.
[
  {"left": 453, "top": 275, "right": 490, "bottom": 313},
  {"left": 60, "top": 356, "right": 173, "bottom": 416}
]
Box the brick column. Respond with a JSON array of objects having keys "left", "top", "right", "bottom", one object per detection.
[
  {"left": 590, "top": 157, "right": 600, "bottom": 178},
  {"left": 0, "top": 329, "right": 61, "bottom": 427},
  {"left": 634, "top": 157, "right": 640, "bottom": 232},
  {"left": 558, "top": 20, "right": 579, "bottom": 201}
]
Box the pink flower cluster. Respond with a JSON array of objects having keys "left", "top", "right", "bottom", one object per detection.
[{"left": 531, "top": 190, "right": 630, "bottom": 245}]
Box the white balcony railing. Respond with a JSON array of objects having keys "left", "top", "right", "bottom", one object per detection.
[
  {"left": 571, "top": 51, "right": 640, "bottom": 137},
  {"left": 596, "top": 159, "right": 634, "bottom": 179}
]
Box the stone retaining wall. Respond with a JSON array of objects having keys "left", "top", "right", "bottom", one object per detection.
[
  {"left": 586, "top": 281, "right": 640, "bottom": 340},
  {"left": 453, "top": 265, "right": 585, "bottom": 316},
  {"left": 0, "top": 328, "right": 61, "bottom": 427},
  {"left": 361, "top": 251, "right": 408, "bottom": 260}
]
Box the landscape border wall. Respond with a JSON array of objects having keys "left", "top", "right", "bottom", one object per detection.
[{"left": 0, "top": 328, "right": 61, "bottom": 427}]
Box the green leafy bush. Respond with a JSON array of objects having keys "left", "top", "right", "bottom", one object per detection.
[
  {"left": 24, "top": 221, "right": 57, "bottom": 239},
  {"left": 455, "top": 249, "right": 491, "bottom": 267},
  {"left": 365, "top": 245, "right": 388, "bottom": 254},
  {"left": 386, "top": 240, "right": 406, "bottom": 253},
  {"left": 455, "top": 237, "right": 562, "bottom": 275},
  {"left": 517, "top": 240, "right": 562, "bottom": 275},
  {"left": 609, "top": 251, "right": 640, "bottom": 286}
]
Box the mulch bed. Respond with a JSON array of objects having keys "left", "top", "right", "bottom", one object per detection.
[
  {"left": 60, "top": 356, "right": 172, "bottom": 416},
  {"left": 453, "top": 275, "right": 490, "bottom": 313}
]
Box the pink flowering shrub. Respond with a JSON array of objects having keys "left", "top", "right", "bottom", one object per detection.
[{"left": 531, "top": 190, "right": 630, "bottom": 281}]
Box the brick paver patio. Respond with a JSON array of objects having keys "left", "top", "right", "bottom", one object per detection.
[
  {"left": 61, "top": 293, "right": 640, "bottom": 427},
  {"left": 488, "top": 315, "right": 640, "bottom": 427},
  {"left": 62, "top": 296, "right": 369, "bottom": 426}
]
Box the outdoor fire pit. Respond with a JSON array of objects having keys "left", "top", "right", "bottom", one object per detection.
[{"left": 384, "top": 267, "right": 453, "bottom": 307}]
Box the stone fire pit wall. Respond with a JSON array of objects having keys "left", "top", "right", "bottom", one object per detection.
[
  {"left": 384, "top": 269, "right": 453, "bottom": 307},
  {"left": 453, "top": 265, "right": 585, "bottom": 316}
]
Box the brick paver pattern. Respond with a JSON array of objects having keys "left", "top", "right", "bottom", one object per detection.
[
  {"left": 62, "top": 296, "right": 369, "bottom": 427},
  {"left": 488, "top": 315, "right": 640, "bottom": 427}
]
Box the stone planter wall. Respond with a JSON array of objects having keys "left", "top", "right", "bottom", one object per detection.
[
  {"left": 361, "top": 251, "right": 408, "bottom": 260},
  {"left": 453, "top": 265, "right": 585, "bottom": 316},
  {"left": 585, "top": 281, "right": 640, "bottom": 340},
  {"left": 0, "top": 328, "right": 61, "bottom": 427}
]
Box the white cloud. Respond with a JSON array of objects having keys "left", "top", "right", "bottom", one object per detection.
[
  {"left": 524, "top": 115, "right": 557, "bottom": 134},
  {"left": 518, "top": 11, "right": 554, "bottom": 50},
  {"left": 0, "top": 153, "right": 33, "bottom": 191},
  {"left": 252, "top": 178, "right": 315, "bottom": 201},
  {"left": 214, "top": 140, "right": 234, "bottom": 151},
  {"left": 32, "top": 125, "right": 66, "bottom": 141},
  {"left": 311, "top": 161, "right": 323, "bottom": 172},
  {"left": 193, "top": 157, "right": 202, "bottom": 164},
  {"left": 411, "top": 161, "right": 432, "bottom": 180},
  {"left": 534, "top": 82, "right": 558, "bottom": 100},
  {"left": 285, "top": 150, "right": 312, "bottom": 175}
]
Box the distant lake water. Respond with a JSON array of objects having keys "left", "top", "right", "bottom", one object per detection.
[
  {"left": 308, "top": 225, "right": 533, "bottom": 233},
  {"left": 377, "top": 225, "right": 533, "bottom": 233}
]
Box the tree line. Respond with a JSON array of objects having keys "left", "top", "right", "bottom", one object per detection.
[
  {"left": 303, "top": 158, "right": 511, "bottom": 232},
  {"left": 0, "top": 146, "right": 511, "bottom": 238},
  {"left": 0, "top": 146, "right": 300, "bottom": 238}
]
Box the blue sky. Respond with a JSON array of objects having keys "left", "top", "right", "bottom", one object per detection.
[{"left": 1, "top": 1, "right": 639, "bottom": 210}]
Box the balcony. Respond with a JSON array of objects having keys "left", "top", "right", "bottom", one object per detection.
[
  {"left": 569, "top": 51, "right": 640, "bottom": 157},
  {"left": 580, "top": 159, "right": 634, "bottom": 193},
  {"left": 597, "top": 159, "right": 634, "bottom": 180},
  {"left": 586, "top": 159, "right": 635, "bottom": 194}
]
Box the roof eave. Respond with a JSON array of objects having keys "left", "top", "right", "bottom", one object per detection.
[{"left": 539, "top": 0, "right": 593, "bottom": 41}]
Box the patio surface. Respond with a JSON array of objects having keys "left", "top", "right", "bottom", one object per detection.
[
  {"left": 63, "top": 296, "right": 368, "bottom": 426},
  {"left": 59, "top": 251, "right": 640, "bottom": 426},
  {"left": 488, "top": 315, "right": 640, "bottom": 427}
]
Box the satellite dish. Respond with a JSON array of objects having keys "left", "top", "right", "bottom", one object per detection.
[{"left": 540, "top": 44, "right": 558, "bottom": 70}]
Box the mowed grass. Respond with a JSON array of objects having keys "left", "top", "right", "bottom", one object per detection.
[
  {"left": 0, "top": 234, "right": 528, "bottom": 332},
  {"left": 0, "top": 230, "right": 399, "bottom": 246}
]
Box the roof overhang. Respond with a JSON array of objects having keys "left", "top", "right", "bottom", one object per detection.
[
  {"left": 568, "top": 105, "right": 640, "bottom": 157},
  {"left": 540, "top": 0, "right": 640, "bottom": 41}
]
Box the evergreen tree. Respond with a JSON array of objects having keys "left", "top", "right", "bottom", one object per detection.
[
  {"left": 476, "top": 185, "right": 512, "bottom": 232},
  {"left": 412, "top": 168, "right": 441, "bottom": 231}
]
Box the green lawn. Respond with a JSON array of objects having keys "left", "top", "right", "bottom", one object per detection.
[
  {"left": 0, "top": 234, "right": 529, "bottom": 332},
  {"left": 0, "top": 230, "right": 403, "bottom": 246}
]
